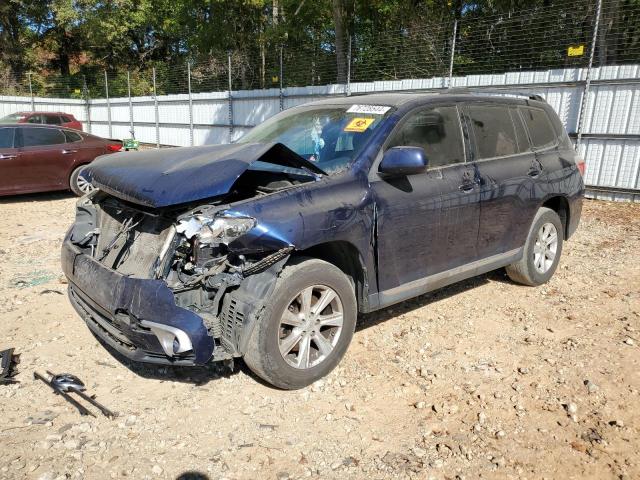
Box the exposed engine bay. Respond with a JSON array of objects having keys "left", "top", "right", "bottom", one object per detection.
[{"left": 67, "top": 167, "right": 310, "bottom": 361}]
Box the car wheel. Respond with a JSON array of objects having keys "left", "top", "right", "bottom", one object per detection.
[
  {"left": 506, "top": 207, "right": 564, "bottom": 286},
  {"left": 69, "top": 165, "right": 94, "bottom": 196},
  {"left": 243, "top": 257, "right": 357, "bottom": 389}
]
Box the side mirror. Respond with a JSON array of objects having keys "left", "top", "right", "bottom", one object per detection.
[{"left": 378, "top": 146, "right": 428, "bottom": 177}]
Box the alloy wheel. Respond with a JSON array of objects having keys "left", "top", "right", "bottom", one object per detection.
[
  {"left": 278, "top": 285, "right": 344, "bottom": 369},
  {"left": 533, "top": 222, "right": 558, "bottom": 273}
]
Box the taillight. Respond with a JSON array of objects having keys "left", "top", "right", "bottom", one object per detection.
[
  {"left": 576, "top": 157, "right": 586, "bottom": 176},
  {"left": 106, "top": 144, "right": 122, "bottom": 152}
]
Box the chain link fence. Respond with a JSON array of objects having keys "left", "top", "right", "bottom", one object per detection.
[{"left": 0, "top": 0, "right": 637, "bottom": 100}]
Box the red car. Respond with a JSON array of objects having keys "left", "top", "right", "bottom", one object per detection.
[
  {"left": 0, "top": 124, "right": 122, "bottom": 196},
  {"left": 1, "top": 111, "right": 83, "bottom": 131}
]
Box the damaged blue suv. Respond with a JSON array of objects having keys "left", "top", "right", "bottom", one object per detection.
[{"left": 62, "top": 92, "right": 584, "bottom": 389}]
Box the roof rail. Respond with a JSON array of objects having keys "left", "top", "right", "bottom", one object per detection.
[{"left": 446, "top": 87, "right": 546, "bottom": 102}]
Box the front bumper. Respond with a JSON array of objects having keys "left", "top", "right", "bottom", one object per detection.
[{"left": 62, "top": 240, "right": 215, "bottom": 365}]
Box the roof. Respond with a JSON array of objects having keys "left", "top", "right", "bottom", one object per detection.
[
  {"left": 13, "top": 111, "right": 71, "bottom": 115},
  {"left": 305, "top": 90, "right": 545, "bottom": 108}
]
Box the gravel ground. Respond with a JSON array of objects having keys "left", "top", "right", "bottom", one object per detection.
[{"left": 0, "top": 193, "right": 638, "bottom": 480}]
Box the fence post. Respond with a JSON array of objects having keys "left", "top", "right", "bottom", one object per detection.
[
  {"left": 187, "top": 61, "right": 194, "bottom": 146},
  {"left": 127, "top": 71, "right": 135, "bottom": 139},
  {"left": 448, "top": 19, "right": 458, "bottom": 89},
  {"left": 576, "top": 0, "right": 602, "bottom": 149},
  {"left": 82, "top": 75, "right": 92, "bottom": 134},
  {"left": 104, "top": 70, "right": 112, "bottom": 138},
  {"left": 227, "top": 51, "right": 234, "bottom": 141},
  {"left": 27, "top": 73, "right": 35, "bottom": 111},
  {"left": 346, "top": 36, "right": 352, "bottom": 96},
  {"left": 152, "top": 67, "right": 159, "bottom": 149},
  {"left": 279, "top": 46, "right": 284, "bottom": 111}
]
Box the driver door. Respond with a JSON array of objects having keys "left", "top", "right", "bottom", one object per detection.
[{"left": 370, "top": 104, "right": 482, "bottom": 307}]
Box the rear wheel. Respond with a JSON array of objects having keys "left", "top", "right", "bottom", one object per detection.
[
  {"left": 69, "top": 165, "right": 94, "bottom": 196},
  {"left": 243, "top": 257, "right": 357, "bottom": 389},
  {"left": 506, "top": 207, "right": 564, "bottom": 286}
]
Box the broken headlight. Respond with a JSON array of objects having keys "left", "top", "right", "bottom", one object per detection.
[{"left": 176, "top": 214, "right": 256, "bottom": 245}]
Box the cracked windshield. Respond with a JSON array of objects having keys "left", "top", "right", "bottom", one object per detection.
[{"left": 238, "top": 105, "right": 394, "bottom": 174}]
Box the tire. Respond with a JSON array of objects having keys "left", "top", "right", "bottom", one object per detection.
[
  {"left": 69, "top": 165, "right": 94, "bottom": 196},
  {"left": 243, "top": 257, "right": 357, "bottom": 389},
  {"left": 506, "top": 207, "right": 564, "bottom": 286}
]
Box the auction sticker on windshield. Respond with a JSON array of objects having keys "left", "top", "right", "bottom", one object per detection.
[
  {"left": 347, "top": 104, "right": 391, "bottom": 115},
  {"left": 344, "top": 117, "right": 375, "bottom": 132}
]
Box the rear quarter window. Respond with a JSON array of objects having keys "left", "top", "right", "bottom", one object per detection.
[
  {"left": 520, "top": 107, "right": 557, "bottom": 149},
  {"left": 64, "top": 130, "right": 83, "bottom": 142}
]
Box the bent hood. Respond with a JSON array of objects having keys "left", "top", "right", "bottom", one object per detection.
[{"left": 86, "top": 142, "right": 324, "bottom": 208}]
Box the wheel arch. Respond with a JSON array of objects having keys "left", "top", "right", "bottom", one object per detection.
[
  {"left": 295, "top": 240, "right": 370, "bottom": 313},
  {"left": 541, "top": 195, "right": 570, "bottom": 239}
]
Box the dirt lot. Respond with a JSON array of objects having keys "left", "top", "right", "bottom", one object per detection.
[{"left": 0, "top": 194, "right": 638, "bottom": 480}]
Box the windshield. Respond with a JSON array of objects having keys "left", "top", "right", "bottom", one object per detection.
[
  {"left": 0, "top": 113, "right": 26, "bottom": 123},
  {"left": 238, "top": 104, "right": 394, "bottom": 175}
]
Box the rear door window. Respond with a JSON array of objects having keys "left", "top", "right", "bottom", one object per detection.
[
  {"left": 60, "top": 116, "right": 72, "bottom": 123},
  {"left": 510, "top": 108, "right": 531, "bottom": 153},
  {"left": 26, "top": 115, "right": 43, "bottom": 124},
  {"left": 388, "top": 105, "right": 465, "bottom": 168},
  {"left": 0, "top": 128, "right": 15, "bottom": 148},
  {"left": 466, "top": 105, "right": 519, "bottom": 159},
  {"left": 519, "top": 107, "right": 557, "bottom": 149},
  {"left": 21, "top": 127, "right": 66, "bottom": 147},
  {"left": 45, "top": 115, "right": 62, "bottom": 125}
]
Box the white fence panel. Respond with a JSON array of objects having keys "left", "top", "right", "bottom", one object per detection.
[{"left": 2, "top": 65, "right": 639, "bottom": 199}]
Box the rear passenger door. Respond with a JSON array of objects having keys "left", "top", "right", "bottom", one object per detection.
[
  {"left": 464, "top": 103, "right": 540, "bottom": 259},
  {"left": 371, "top": 104, "right": 481, "bottom": 302}
]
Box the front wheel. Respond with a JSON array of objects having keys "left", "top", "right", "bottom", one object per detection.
[
  {"left": 506, "top": 207, "right": 564, "bottom": 286},
  {"left": 69, "top": 165, "right": 94, "bottom": 196},
  {"left": 243, "top": 257, "right": 357, "bottom": 389}
]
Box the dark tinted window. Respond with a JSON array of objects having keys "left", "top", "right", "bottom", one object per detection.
[
  {"left": 45, "top": 115, "right": 62, "bottom": 125},
  {"left": 64, "top": 130, "right": 82, "bottom": 142},
  {"left": 0, "top": 128, "right": 15, "bottom": 148},
  {"left": 520, "top": 107, "right": 557, "bottom": 149},
  {"left": 22, "top": 127, "right": 66, "bottom": 147},
  {"left": 510, "top": 108, "right": 531, "bottom": 153},
  {"left": 467, "top": 105, "right": 518, "bottom": 159},
  {"left": 26, "top": 115, "right": 42, "bottom": 124},
  {"left": 60, "top": 116, "right": 72, "bottom": 123},
  {"left": 388, "top": 106, "right": 464, "bottom": 167}
]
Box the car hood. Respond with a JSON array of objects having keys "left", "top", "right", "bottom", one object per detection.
[{"left": 86, "top": 142, "right": 325, "bottom": 208}]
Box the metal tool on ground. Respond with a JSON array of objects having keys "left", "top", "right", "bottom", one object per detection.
[
  {"left": 33, "top": 371, "right": 116, "bottom": 418},
  {"left": 34, "top": 371, "right": 93, "bottom": 416},
  {"left": 47, "top": 370, "right": 117, "bottom": 419},
  {"left": 0, "top": 348, "right": 19, "bottom": 384}
]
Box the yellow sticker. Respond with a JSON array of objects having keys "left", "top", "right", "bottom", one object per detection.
[
  {"left": 344, "top": 117, "right": 374, "bottom": 133},
  {"left": 568, "top": 44, "right": 585, "bottom": 57}
]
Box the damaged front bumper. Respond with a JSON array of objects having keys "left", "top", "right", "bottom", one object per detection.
[{"left": 62, "top": 239, "right": 215, "bottom": 366}]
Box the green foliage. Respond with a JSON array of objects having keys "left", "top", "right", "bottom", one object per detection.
[{"left": 0, "top": 0, "right": 637, "bottom": 96}]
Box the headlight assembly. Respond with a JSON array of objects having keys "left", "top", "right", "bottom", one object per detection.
[{"left": 176, "top": 214, "right": 256, "bottom": 245}]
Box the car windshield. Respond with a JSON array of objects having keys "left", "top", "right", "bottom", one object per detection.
[
  {"left": 0, "top": 113, "right": 27, "bottom": 123},
  {"left": 237, "top": 105, "right": 394, "bottom": 175}
]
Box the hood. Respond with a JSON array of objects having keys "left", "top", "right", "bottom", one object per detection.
[{"left": 86, "top": 142, "right": 325, "bottom": 208}]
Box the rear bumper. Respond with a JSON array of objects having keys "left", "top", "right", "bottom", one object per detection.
[{"left": 62, "top": 239, "right": 214, "bottom": 365}]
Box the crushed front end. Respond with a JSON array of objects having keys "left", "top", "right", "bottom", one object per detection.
[{"left": 62, "top": 191, "right": 292, "bottom": 366}]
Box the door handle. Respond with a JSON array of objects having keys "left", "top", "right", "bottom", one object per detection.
[
  {"left": 0, "top": 154, "right": 17, "bottom": 160},
  {"left": 528, "top": 169, "right": 541, "bottom": 178},
  {"left": 62, "top": 149, "right": 78, "bottom": 154},
  {"left": 459, "top": 182, "right": 475, "bottom": 192}
]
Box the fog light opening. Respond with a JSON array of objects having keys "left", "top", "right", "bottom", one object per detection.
[{"left": 140, "top": 320, "right": 194, "bottom": 357}]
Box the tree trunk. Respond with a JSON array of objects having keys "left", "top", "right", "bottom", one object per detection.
[{"left": 332, "top": 0, "right": 353, "bottom": 84}]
